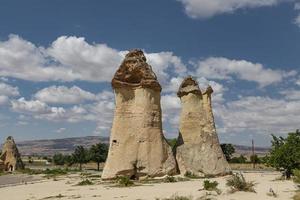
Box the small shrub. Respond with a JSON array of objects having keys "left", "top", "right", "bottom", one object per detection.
[
  {"left": 203, "top": 180, "right": 221, "bottom": 195},
  {"left": 267, "top": 188, "right": 278, "bottom": 198},
  {"left": 117, "top": 176, "right": 134, "bottom": 187},
  {"left": 76, "top": 179, "right": 93, "bottom": 186},
  {"left": 164, "top": 176, "right": 177, "bottom": 183},
  {"left": 42, "top": 194, "right": 65, "bottom": 199},
  {"left": 226, "top": 173, "right": 255, "bottom": 193},
  {"left": 184, "top": 171, "right": 200, "bottom": 179},
  {"left": 293, "top": 169, "right": 300, "bottom": 184},
  {"left": 155, "top": 194, "right": 193, "bottom": 200}
]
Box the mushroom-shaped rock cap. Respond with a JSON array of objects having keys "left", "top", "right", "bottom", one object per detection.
[
  {"left": 177, "top": 76, "right": 202, "bottom": 97},
  {"left": 112, "top": 49, "right": 161, "bottom": 91}
]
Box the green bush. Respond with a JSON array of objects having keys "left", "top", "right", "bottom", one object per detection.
[
  {"left": 203, "top": 180, "right": 218, "bottom": 190},
  {"left": 164, "top": 176, "right": 177, "bottom": 183},
  {"left": 184, "top": 171, "right": 200, "bottom": 179},
  {"left": 117, "top": 176, "right": 134, "bottom": 187},
  {"left": 76, "top": 179, "right": 93, "bottom": 186},
  {"left": 230, "top": 155, "right": 247, "bottom": 163},
  {"left": 226, "top": 173, "right": 255, "bottom": 193}
]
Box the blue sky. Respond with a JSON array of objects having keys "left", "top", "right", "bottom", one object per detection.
[{"left": 0, "top": 0, "right": 300, "bottom": 146}]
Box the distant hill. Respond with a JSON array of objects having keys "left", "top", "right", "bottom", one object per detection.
[
  {"left": 1, "top": 136, "right": 270, "bottom": 156},
  {"left": 11, "top": 136, "right": 109, "bottom": 156}
]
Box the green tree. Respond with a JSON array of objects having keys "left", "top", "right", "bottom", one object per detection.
[
  {"left": 230, "top": 155, "right": 247, "bottom": 163},
  {"left": 268, "top": 130, "right": 300, "bottom": 179},
  {"left": 53, "top": 153, "right": 65, "bottom": 165},
  {"left": 89, "top": 143, "right": 108, "bottom": 171},
  {"left": 64, "top": 155, "right": 74, "bottom": 167},
  {"left": 250, "top": 154, "right": 260, "bottom": 164},
  {"left": 72, "top": 146, "right": 89, "bottom": 170},
  {"left": 221, "top": 143, "right": 235, "bottom": 161}
]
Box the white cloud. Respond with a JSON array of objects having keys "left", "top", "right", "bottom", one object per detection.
[
  {"left": 0, "top": 96, "right": 9, "bottom": 105},
  {"left": 280, "top": 89, "right": 300, "bottom": 100},
  {"left": 0, "top": 35, "right": 186, "bottom": 86},
  {"left": 0, "top": 82, "right": 19, "bottom": 97},
  {"left": 34, "top": 85, "right": 97, "bottom": 104},
  {"left": 177, "top": 0, "right": 290, "bottom": 19},
  {"left": 55, "top": 127, "right": 66, "bottom": 133},
  {"left": 294, "top": 14, "right": 300, "bottom": 27},
  {"left": 195, "top": 57, "right": 294, "bottom": 87},
  {"left": 11, "top": 98, "right": 52, "bottom": 114},
  {"left": 214, "top": 95, "right": 300, "bottom": 135}
]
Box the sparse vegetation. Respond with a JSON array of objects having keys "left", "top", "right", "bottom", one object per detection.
[
  {"left": 76, "top": 179, "right": 94, "bottom": 186},
  {"left": 230, "top": 155, "right": 247, "bottom": 163},
  {"left": 116, "top": 176, "right": 134, "bottom": 187},
  {"left": 184, "top": 171, "right": 200, "bottom": 179},
  {"left": 226, "top": 173, "right": 256, "bottom": 193},
  {"left": 155, "top": 194, "right": 193, "bottom": 200},
  {"left": 42, "top": 194, "right": 65, "bottom": 199},
  {"left": 203, "top": 180, "right": 220, "bottom": 194},
  {"left": 164, "top": 176, "right": 177, "bottom": 183},
  {"left": 266, "top": 188, "right": 278, "bottom": 198}
]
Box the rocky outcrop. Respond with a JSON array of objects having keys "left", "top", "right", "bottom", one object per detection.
[
  {"left": 0, "top": 136, "right": 24, "bottom": 171},
  {"left": 102, "top": 49, "right": 177, "bottom": 180},
  {"left": 176, "top": 77, "right": 230, "bottom": 177}
]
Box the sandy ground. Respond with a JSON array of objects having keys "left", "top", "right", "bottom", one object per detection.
[
  {"left": 0, "top": 171, "right": 297, "bottom": 200},
  {"left": 0, "top": 174, "right": 43, "bottom": 187}
]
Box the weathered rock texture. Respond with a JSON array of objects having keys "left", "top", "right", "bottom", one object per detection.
[
  {"left": 176, "top": 77, "right": 230, "bottom": 176},
  {"left": 0, "top": 136, "right": 24, "bottom": 171},
  {"left": 102, "top": 50, "right": 177, "bottom": 180}
]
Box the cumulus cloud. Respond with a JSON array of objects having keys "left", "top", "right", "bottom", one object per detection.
[
  {"left": 195, "top": 57, "right": 294, "bottom": 87},
  {"left": 0, "top": 82, "right": 19, "bottom": 105},
  {"left": 0, "top": 35, "right": 186, "bottom": 86},
  {"left": 214, "top": 95, "right": 300, "bottom": 135},
  {"left": 0, "top": 82, "right": 19, "bottom": 97},
  {"left": 177, "top": 0, "right": 290, "bottom": 19},
  {"left": 11, "top": 89, "right": 115, "bottom": 130},
  {"left": 34, "top": 85, "right": 97, "bottom": 104}
]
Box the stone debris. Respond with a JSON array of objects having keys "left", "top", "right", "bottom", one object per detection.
[
  {"left": 0, "top": 136, "right": 24, "bottom": 171},
  {"left": 102, "top": 49, "right": 177, "bottom": 180},
  {"left": 175, "top": 76, "right": 230, "bottom": 177}
]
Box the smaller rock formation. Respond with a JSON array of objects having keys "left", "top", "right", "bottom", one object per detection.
[
  {"left": 0, "top": 136, "right": 24, "bottom": 171},
  {"left": 102, "top": 49, "right": 177, "bottom": 180},
  {"left": 176, "top": 77, "right": 230, "bottom": 177}
]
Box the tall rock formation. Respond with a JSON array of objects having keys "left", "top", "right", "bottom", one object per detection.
[
  {"left": 0, "top": 136, "right": 24, "bottom": 171},
  {"left": 102, "top": 49, "right": 177, "bottom": 180},
  {"left": 176, "top": 77, "right": 230, "bottom": 176}
]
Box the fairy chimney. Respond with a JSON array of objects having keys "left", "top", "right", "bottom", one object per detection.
[
  {"left": 0, "top": 136, "right": 24, "bottom": 171},
  {"left": 102, "top": 49, "right": 177, "bottom": 180},
  {"left": 175, "top": 77, "right": 230, "bottom": 176}
]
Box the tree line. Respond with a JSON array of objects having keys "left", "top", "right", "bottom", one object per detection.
[{"left": 52, "top": 143, "right": 108, "bottom": 171}]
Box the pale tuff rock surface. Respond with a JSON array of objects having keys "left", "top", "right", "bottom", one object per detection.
[
  {"left": 102, "top": 49, "right": 177, "bottom": 180},
  {"left": 0, "top": 136, "right": 24, "bottom": 171},
  {"left": 176, "top": 77, "right": 230, "bottom": 176}
]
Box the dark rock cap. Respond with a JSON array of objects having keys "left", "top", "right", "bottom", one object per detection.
[
  {"left": 177, "top": 76, "right": 202, "bottom": 97},
  {"left": 112, "top": 49, "right": 161, "bottom": 91}
]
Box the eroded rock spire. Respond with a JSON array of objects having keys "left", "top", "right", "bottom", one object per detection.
[
  {"left": 176, "top": 76, "right": 230, "bottom": 176},
  {"left": 0, "top": 136, "right": 24, "bottom": 172},
  {"left": 102, "top": 49, "right": 177, "bottom": 180}
]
